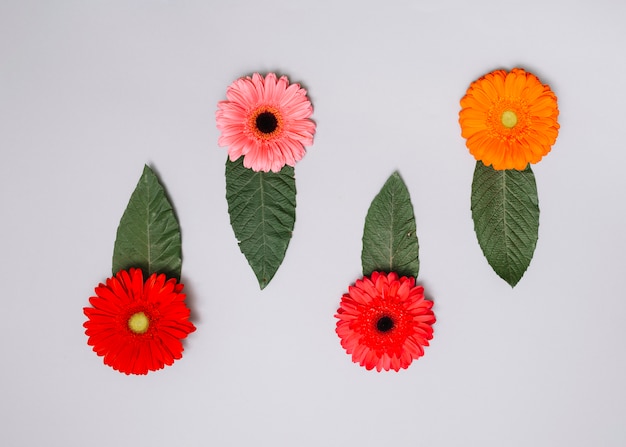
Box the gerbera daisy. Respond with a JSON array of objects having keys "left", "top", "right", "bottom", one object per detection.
[
  {"left": 335, "top": 271, "right": 435, "bottom": 372},
  {"left": 83, "top": 268, "right": 196, "bottom": 375},
  {"left": 459, "top": 68, "right": 559, "bottom": 170},
  {"left": 216, "top": 72, "right": 316, "bottom": 173}
]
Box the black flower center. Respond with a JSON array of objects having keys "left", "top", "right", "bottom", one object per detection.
[
  {"left": 376, "top": 315, "right": 394, "bottom": 333},
  {"left": 256, "top": 112, "right": 278, "bottom": 134}
]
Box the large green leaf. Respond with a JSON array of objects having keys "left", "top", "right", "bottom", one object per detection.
[
  {"left": 225, "top": 157, "right": 296, "bottom": 289},
  {"left": 361, "top": 172, "right": 420, "bottom": 278},
  {"left": 471, "top": 161, "right": 539, "bottom": 287},
  {"left": 112, "top": 165, "right": 182, "bottom": 280}
]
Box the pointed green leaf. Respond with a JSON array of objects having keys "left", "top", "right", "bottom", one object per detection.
[
  {"left": 361, "top": 172, "right": 420, "bottom": 278},
  {"left": 112, "top": 165, "right": 182, "bottom": 280},
  {"left": 225, "top": 157, "right": 296, "bottom": 289},
  {"left": 471, "top": 161, "right": 539, "bottom": 287}
]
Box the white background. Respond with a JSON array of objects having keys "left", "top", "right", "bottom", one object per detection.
[{"left": 1, "top": 0, "right": 625, "bottom": 446}]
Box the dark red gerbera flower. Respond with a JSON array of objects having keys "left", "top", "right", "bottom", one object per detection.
[
  {"left": 83, "top": 268, "right": 196, "bottom": 375},
  {"left": 335, "top": 271, "right": 435, "bottom": 372}
]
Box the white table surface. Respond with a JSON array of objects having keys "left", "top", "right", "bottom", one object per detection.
[{"left": 1, "top": 0, "right": 625, "bottom": 446}]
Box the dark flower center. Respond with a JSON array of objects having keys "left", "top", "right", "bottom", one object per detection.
[
  {"left": 376, "top": 315, "right": 394, "bottom": 333},
  {"left": 256, "top": 112, "right": 278, "bottom": 134}
]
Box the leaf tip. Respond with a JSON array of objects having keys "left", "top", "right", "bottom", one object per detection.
[
  {"left": 258, "top": 276, "right": 270, "bottom": 290},
  {"left": 142, "top": 164, "right": 154, "bottom": 175},
  {"left": 506, "top": 278, "right": 520, "bottom": 288}
]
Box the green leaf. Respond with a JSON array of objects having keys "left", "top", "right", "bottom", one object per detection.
[
  {"left": 361, "top": 172, "right": 420, "bottom": 278},
  {"left": 112, "top": 165, "right": 182, "bottom": 280},
  {"left": 225, "top": 157, "right": 296, "bottom": 289},
  {"left": 471, "top": 161, "right": 539, "bottom": 287}
]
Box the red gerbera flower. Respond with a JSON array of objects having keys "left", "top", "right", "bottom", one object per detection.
[
  {"left": 335, "top": 271, "right": 435, "bottom": 372},
  {"left": 216, "top": 72, "right": 316, "bottom": 173},
  {"left": 83, "top": 268, "right": 196, "bottom": 375}
]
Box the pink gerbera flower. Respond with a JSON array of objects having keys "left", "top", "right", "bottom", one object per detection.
[
  {"left": 335, "top": 271, "right": 435, "bottom": 372},
  {"left": 216, "top": 73, "right": 316, "bottom": 173}
]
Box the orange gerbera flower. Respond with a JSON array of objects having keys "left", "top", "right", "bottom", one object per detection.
[
  {"left": 83, "top": 268, "right": 195, "bottom": 375},
  {"left": 459, "top": 68, "right": 559, "bottom": 170}
]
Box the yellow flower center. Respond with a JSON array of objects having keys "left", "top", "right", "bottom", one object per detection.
[
  {"left": 500, "top": 110, "right": 518, "bottom": 128},
  {"left": 249, "top": 106, "right": 283, "bottom": 140},
  {"left": 128, "top": 311, "right": 150, "bottom": 334}
]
